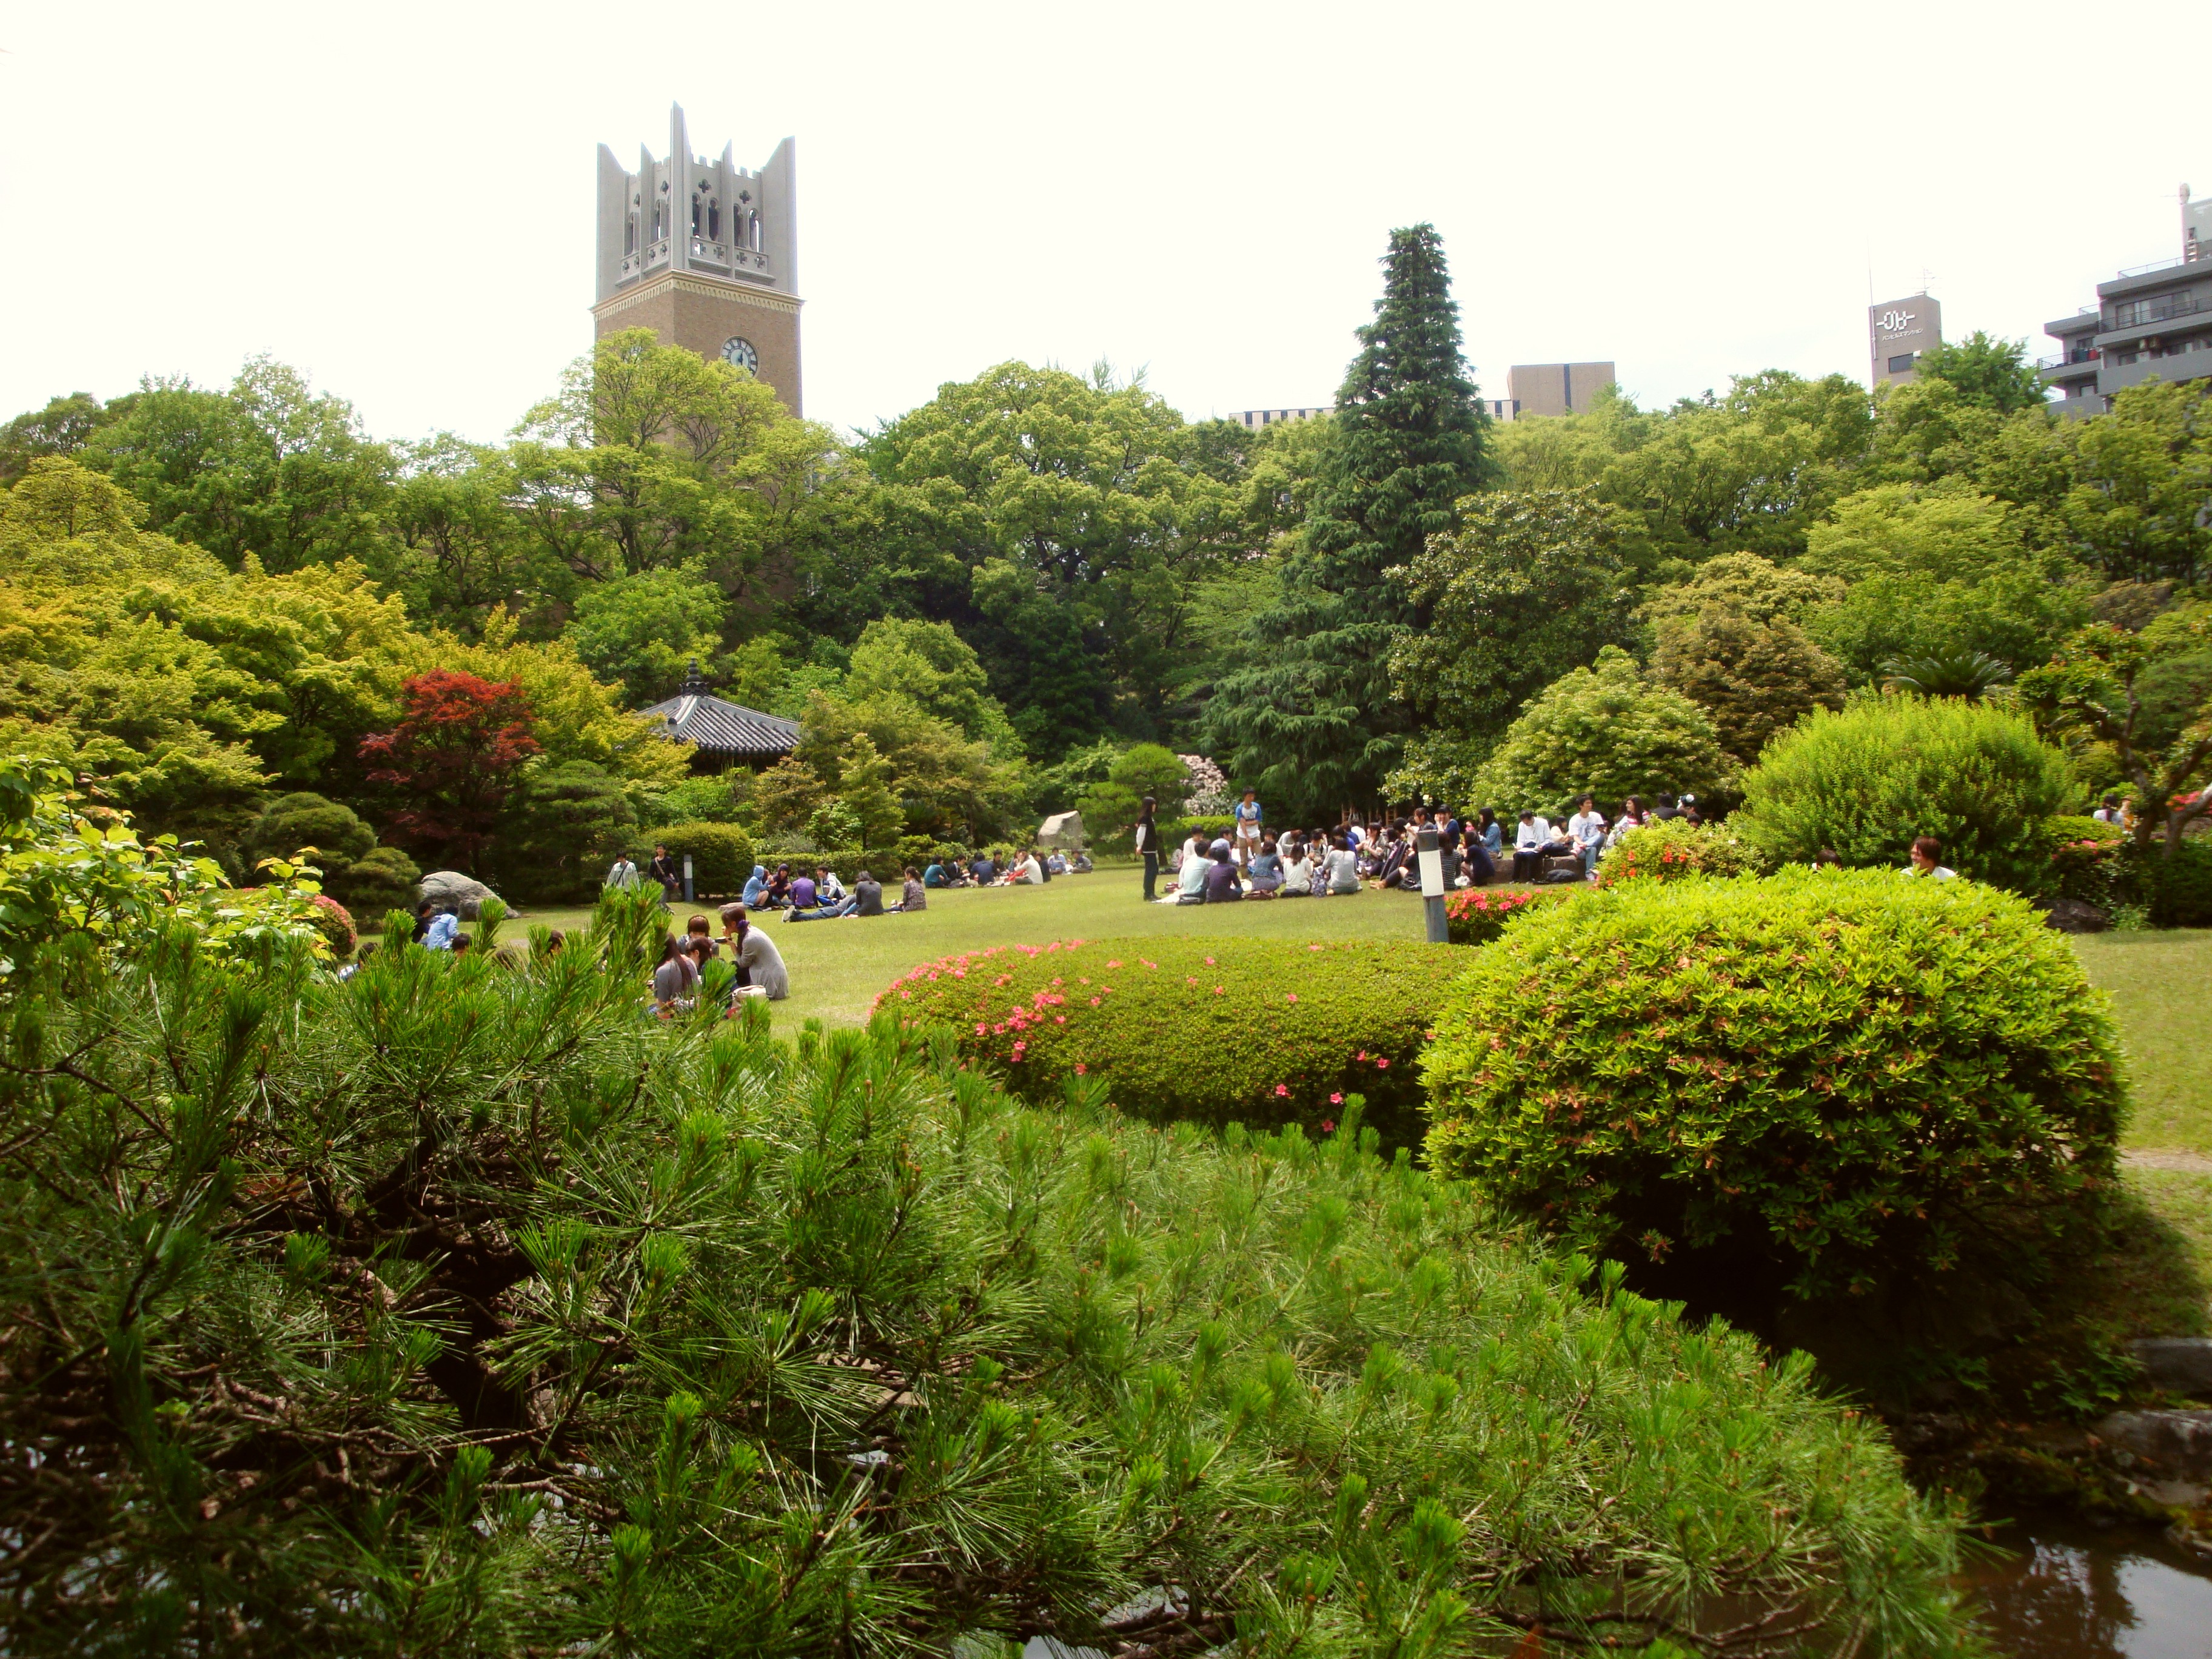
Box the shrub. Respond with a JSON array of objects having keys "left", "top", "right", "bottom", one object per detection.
[
  {"left": 1421, "top": 868, "right": 2127, "bottom": 1299},
  {"left": 332, "top": 843, "right": 421, "bottom": 916},
  {"left": 1470, "top": 646, "right": 1736, "bottom": 817},
  {"left": 307, "top": 891, "right": 357, "bottom": 958},
  {"left": 245, "top": 791, "right": 377, "bottom": 871},
  {"left": 1443, "top": 886, "right": 1575, "bottom": 944},
  {"left": 1159, "top": 814, "right": 1236, "bottom": 848},
  {"left": 2139, "top": 837, "right": 2212, "bottom": 927},
  {"left": 494, "top": 759, "right": 636, "bottom": 903},
  {"left": 2043, "top": 815, "right": 2124, "bottom": 908},
  {"left": 1595, "top": 817, "right": 1768, "bottom": 888},
  {"left": 1730, "top": 694, "right": 2076, "bottom": 891},
  {"left": 0, "top": 902, "right": 1979, "bottom": 1652},
  {"left": 877, "top": 937, "right": 1450, "bottom": 1144},
  {"left": 656, "top": 820, "right": 756, "bottom": 896}
]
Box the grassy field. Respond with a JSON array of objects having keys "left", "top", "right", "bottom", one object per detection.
[
  {"left": 514, "top": 865, "right": 1448, "bottom": 1031},
  {"left": 2070, "top": 930, "right": 2212, "bottom": 1158}
]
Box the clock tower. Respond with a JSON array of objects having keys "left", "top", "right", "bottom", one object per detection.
[{"left": 592, "top": 106, "right": 803, "bottom": 414}]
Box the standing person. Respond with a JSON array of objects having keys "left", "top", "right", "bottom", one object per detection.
[
  {"left": 1651, "top": 794, "right": 1681, "bottom": 822},
  {"left": 1133, "top": 796, "right": 1163, "bottom": 902},
  {"left": 1567, "top": 796, "right": 1608, "bottom": 879},
  {"left": 721, "top": 905, "right": 789, "bottom": 1001},
  {"left": 605, "top": 851, "right": 641, "bottom": 891},
  {"left": 1233, "top": 789, "right": 1264, "bottom": 867},
  {"left": 648, "top": 844, "right": 680, "bottom": 905}
]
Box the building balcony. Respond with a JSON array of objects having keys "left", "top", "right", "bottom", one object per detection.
[
  {"left": 2098, "top": 342, "right": 2212, "bottom": 398},
  {"left": 2037, "top": 349, "right": 2100, "bottom": 372}
]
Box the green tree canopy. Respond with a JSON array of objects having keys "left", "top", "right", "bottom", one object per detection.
[
  {"left": 1910, "top": 331, "right": 2050, "bottom": 414},
  {"left": 843, "top": 616, "right": 1022, "bottom": 756},
  {"left": 1204, "top": 224, "right": 1491, "bottom": 812},
  {"left": 566, "top": 565, "right": 729, "bottom": 707},
  {"left": 1467, "top": 646, "right": 1733, "bottom": 818}
]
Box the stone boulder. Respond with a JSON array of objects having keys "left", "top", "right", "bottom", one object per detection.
[
  {"left": 2095, "top": 1409, "right": 2212, "bottom": 1507},
  {"left": 2036, "top": 897, "right": 2110, "bottom": 933},
  {"left": 418, "top": 870, "right": 500, "bottom": 920},
  {"left": 2134, "top": 1338, "right": 2212, "bottom": 1399}
]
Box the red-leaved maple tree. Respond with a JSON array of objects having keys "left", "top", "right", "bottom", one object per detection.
[{"left": 358, "top": 671, "right": 541, "bottom": 872}]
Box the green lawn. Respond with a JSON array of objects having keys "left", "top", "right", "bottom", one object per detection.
[
  {"left": 514, "top": 867, "right": 1450, "bottom": 1033},
  {"left": 2070, "top": 930, "right": 2212, "bottom": 1158}
]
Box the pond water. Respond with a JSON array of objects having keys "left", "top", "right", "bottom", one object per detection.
[{"left": 1963, "top": 1517, "right": 2212, "bottom": 1658}]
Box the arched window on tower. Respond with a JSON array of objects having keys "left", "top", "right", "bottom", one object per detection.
[
  {"left": 625, "top": 213, "right": 637, "bottom": 255},
  {"left": 708, "top": 200, "right": 720, "bottom": 240},
  {"left": 690, "top": 196, "right": 701, "bottom": 235},
  {"left": 749, "top": 211, "right": 762, "bottom": 252}
]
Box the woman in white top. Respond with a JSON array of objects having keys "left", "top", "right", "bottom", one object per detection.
[
  {"left": 1012, "top": 851, "right": 1045, "bottom": 885},
  {"left": 1279, "top": 845, "right": 1314, "bottom": 897},
  {"left": 1324, "top": 835, "right": 1362, "bottom": 895},
  {"left": 721, "top": 905, "right": 789, "bottom": 1000}
]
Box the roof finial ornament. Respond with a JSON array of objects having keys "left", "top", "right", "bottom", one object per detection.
[{"left": 679, "top": 657, "right": 710, "bottom": 696}]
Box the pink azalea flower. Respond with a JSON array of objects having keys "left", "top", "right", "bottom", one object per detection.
[
  {"left": 1274, "top": 1084, "right": 1290, "bottom": 1097},
  {"left": 1213, "top": 986, "right": 1225, "bottom": 995},
  {"left": 1204, "top": 956, "right": 1216, "bottom": 966},
  {"left": 1074, "top": 1063, "right": 1087, "bottom": 1074},
  {"left": 1107, "top": 960, "right": 1122, "bottom": 969},
  {"left": 1090, "top": 996, "right": 1101, "bottom": 1007},
  {"left": 1375, "top": 1057, "right": 1389, "bottom": 1068},
  {"left": 1321, "top": 1119, "right": 1336, "bottom": 1132},
  {"left": 1285, "top": 993, "right": 1298, "bottom": 1004},
  {"left": 1330, "top": 1092, "right": 1344, "bottom": 1105}
]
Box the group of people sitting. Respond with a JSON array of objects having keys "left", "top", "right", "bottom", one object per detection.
[
  {"left": 1156, "top": 793, "right": 1711, "bottom": 903},
  {"left": 737, "top": 863, "right": 930, "bottom": 922},
  {"left": 650, "top": 905, "right": 791, "bottom": 1013},
  {"left": 918, "top": 847, "right": 1093, "bottom": 888}
]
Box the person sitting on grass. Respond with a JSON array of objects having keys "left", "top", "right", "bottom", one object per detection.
[
  {"left": 816, "top": 866, "right": 848, "bottom": 907},
  {"left": 896, "top": 866, "right": 927, "bottom": 911},
  {"left": 854, "top": 870, "right": 885, "bottom": 916},
  {"left": 1045, "top": 849, "right": 1068, "bottom": 876},
  {"left": 786, "top": 868, "right": 817, "bottom": 912},
  {"left": 1247, "top": 834, "right": 1283, "bottom": 897},
  {"left": 1203, "top": 840, "right": 1243, "bottom": 903},
  {"left": 1175, "top": 841, "right": 1210, "bottom": 905},
  {"left": 718, "top": 903, "right": 788, "bottom": 1001},
  {"left": 970, "top": 850, "right": 997, "bottom": 885},
  {"left": 763, "top": 865, "right": 793, "bottom": 909},
  {"left": 922, "top": 856, "right": 948, "bottom": 888},
  {"left": 1324, "top": 833, "right": 1362, "bottom": 895},
  {"left": 1279, "top": 838, "right": 1313, "bottom": 897},
  {"left": 651, "top": 934, "right": 698, "bottom": 1015},
  {"left": 1007, "top": 849, "right": 1045, "bottom": 886},
  {"left": 685, "top": 913, "right": 715, "bottom": 956},
  {"left": 742, "top": 865, "right": 768, "bottom": 908}
]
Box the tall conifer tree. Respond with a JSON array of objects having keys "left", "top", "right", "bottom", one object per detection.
[{"left": 1202, "top": 224, "right": 1490, "bottom": 814}]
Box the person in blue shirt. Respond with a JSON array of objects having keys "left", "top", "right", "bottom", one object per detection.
[
  {"left": 741, "top": 865, "right": 768, "bottom": 908},
  {"left": 971, "top": 852, "right": 996, "bottom": 884},
  {"left": 922, "top": 859, "right": 948, "bottom": 888},
  {"left": 420, "top": 903, "right": 459, "bottom": 951}
]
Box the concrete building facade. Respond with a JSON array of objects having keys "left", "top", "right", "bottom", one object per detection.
[
  {"left": 1225, "top": 407, "right": 1329, "bottom": 429},
  {"left": 593, "top": 106, "right": 803, "bottom": 413},
  {"left": 1868, "top": 295, "right": 1942, "bottom": 388},
  {"left": 2041, "top": 192, "right": 2212, "bottom": 418},
  {"left": 1504, "top": 363, "right": 1615, "bottom": 419}
]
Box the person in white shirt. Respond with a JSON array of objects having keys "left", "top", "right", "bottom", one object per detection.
[
  {"left": 1904, "top": 835, "right": 1957, "bottom": 880},
  {"left": 1011, "top": 851, "right": 1045, "bottom": 885},
  {"left": 605, "top": 853, "right": 640, "bottom": 890},
  {"left": 1324, "top": 834, "right": 1362, "bottom": 895},
  {"left": 1512, "top": 812, "right": 1551, "bottom": 882},
  {"left": 1175, "top": 845, "right": 1209, "bottom": 903},
  {"left": 1567, "top": 795, "right": 1608, "bottom": 879},
  {"left": 1279, "top": 844, "right": 1314, "bottom": 897}
]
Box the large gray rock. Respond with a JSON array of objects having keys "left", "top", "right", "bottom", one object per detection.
[
  {"left": 2096, "top": 1409, "right": 2212, "bottom": 1481},
  {"left": 2134, "top": 1338, "right": 2212, "bottom": 1398},
  {"left": 418, "top": 870, "right": 500, "bottom": 920},
  {"left": 2037, "top": 897, "right": 2110, "bottom": 933}
]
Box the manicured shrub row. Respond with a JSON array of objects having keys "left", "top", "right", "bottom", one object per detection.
[
  {"left": 1421, "top": 868, "right": 2127, "bottom": 1298},
  {"left": 1595, "top": 818, "right": 1766, "bottom": 887},
  {"left": 1732, "top": 694, "right": 2076, "bottom": 892},
  {"left": 877, "top": 936, "right": 1451, "bottom": 1142},
  {"left": 656, "top": 820, "right": 757, "bottom": 896},
  {"left": 1443, "top": 886, "right": 1574, "bottom": 944}
]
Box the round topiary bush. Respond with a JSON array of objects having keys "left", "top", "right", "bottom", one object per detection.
[
  {"left": 877, "top": 937, "right": 1450, "bottom": 1143},
  {"left": 1594, "top": 817, "right": 1768, "bottom": 888},
  {"left": 1421, "top": 868, "right": 2125, "bottom": 1298},
  {"left": 307, "top": 893, "right": 357, "bottom": 959},
  {"left": 1729, "top": 694, "right": 2075, "bottom": 891},
  {"left": 328, "top": 843, "right": 420, "bottom": 918},
  {"left": 1443, "top": 886, "right": 1574, "bottom": 944}
]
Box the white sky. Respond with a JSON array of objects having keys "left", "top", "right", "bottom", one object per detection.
[{"left": 3, "top": 0, "right": 2208, "bottom": 447}]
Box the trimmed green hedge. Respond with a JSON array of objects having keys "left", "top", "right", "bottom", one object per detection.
[
  {"left": 656, "top": 821, "right": 756, "bottom": 896},
  {"left": 2042, "top": 816, "right": 2212, "bottom": 925},
  {"left": 1595, "top": 818, "right": 1767, "bottom": 887},
  {"left": 1421, "top": 868, "right": 2127, "bottom": 1298},
  {"left": 1443, "top": 886, "right": 1574, "bottom": 944},
  {"left": 877, "top": 937, "right": 1449, "bottom": 1143}
]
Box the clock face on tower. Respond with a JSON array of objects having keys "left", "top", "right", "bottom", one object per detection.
[{"left": 720, "top": 336, "right": 759, "bottom": 374}]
